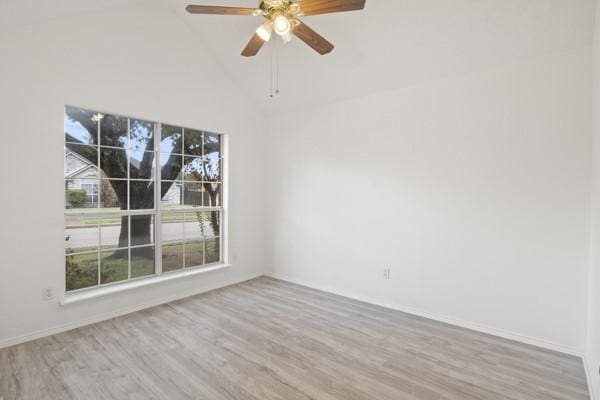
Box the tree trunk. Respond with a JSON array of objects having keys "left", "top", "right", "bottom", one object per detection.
[
  {"left": 131, "top": 215, "right": 152, "bottom": 246},
  {"left": 110, "top": 180, "right": 129, "bottom": 258},
  {"left": 113, "top": 215, "right": 154, "bottom": 258},
  {"left": 209, "top": 190, "right": 220, "bottom": 236},
  {"left": 117, "top": 215, "right": 129, "bottom": 249}
]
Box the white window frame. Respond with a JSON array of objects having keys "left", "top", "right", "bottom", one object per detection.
[{"left": 64, "top": 106, "right": 229, "bottom": 300}]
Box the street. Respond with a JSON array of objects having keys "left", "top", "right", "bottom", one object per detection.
[{"left": 66, "top": 222, "right": 217, "bottom": 251}]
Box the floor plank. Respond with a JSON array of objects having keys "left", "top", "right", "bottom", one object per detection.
[{"left": 0, "top": 277, "right": 590, "bottom": 400}]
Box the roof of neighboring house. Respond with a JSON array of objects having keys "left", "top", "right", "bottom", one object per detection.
[
  {"left": 65, "top": 163, "right": 98, "bottom": 179},
  {"left": 65, "top": 150, "right": 98, "bottom": 179},
  {"left": 65, "top": 149, "right": 145, "bottom": 179}
]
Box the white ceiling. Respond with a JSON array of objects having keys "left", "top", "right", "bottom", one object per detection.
[
  {"left": 0, "top": 0, "right": 125, "bottom": 28},
  {"left": 169, "top": 0, "right": 596, "bottom": 113},
  {"left": 1, "top": 0, "right": 596, "bottom": 113}
]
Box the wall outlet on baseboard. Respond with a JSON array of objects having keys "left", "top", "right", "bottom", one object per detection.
[
  {"left": 383, "top": 268, "right": 391, "bottom": 280},
  {"left": 42, "top": 287, "right": 54, "bottom": 301}
]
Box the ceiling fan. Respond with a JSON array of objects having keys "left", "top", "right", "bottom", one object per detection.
[{"left": 185, "top": 0, "right": 366, "bottom": 57}]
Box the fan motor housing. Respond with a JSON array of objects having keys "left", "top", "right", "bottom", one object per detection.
[{"left": 260, "top": 0, "right": 292, "bottom": 14}]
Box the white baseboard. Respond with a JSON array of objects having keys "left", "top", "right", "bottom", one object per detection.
[
  {"left": 0, "top": 273, "right": 263, "bottom": 350},
  {"left": 265, "top": 273, "right": 583, "bottom": 357},
  {"left": 585, "top": 355, "right": 598, "bottom": 400}
]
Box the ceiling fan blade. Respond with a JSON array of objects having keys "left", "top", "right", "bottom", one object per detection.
[
  {"left": 292, "top": 20, "right": 334, "bottom": 55},
  {"left": 241, "top": 33, "right": 266, "bottom": 57},
  {"left": 186, "top": 5, "right": 257, "bottom": 15},
  {"left": 297, "top": 0, "right": 365, "bottom": 16}
]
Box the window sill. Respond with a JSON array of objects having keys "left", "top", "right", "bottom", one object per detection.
[{"left": 60, "top": 263, "right": 231, "bottom": 306}]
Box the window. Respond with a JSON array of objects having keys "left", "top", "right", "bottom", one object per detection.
[
  {"left": 64, "top": 106, "right": 225, "bottom": 292},
  {"left": 81, "top": 183, "right": 99, "bottom": 205}
]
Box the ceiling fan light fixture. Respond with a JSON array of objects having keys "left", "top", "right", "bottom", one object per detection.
[
  {"left": 185, "top": 0, "right": 368, "bottom": 57},
  {"left": 256, "top": 21, "right": 274, "bottom": 42},
  {"left": 273, "top": 15, "right": 291, "bottom": 36}
]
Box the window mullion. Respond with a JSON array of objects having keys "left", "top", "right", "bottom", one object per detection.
[
  {"left": 202, "top": 131, "right": 205, "bottom": 265},
  {"left": 96, "top": 114, "right": 102, "bottom": 286},
  {"left": 127, "top": 118, "right": 131, "bottom": 281},
  {"left": 155, "top": 122, "right": 163, "bottom": 276}
]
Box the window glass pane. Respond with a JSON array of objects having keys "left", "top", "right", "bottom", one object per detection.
[
  {"left": 203, "top": 182, "right": 221, "bottom": 207},
  {"left": 183, "top": 156, "right": 203, "bottom": 182},
  {"left": 100, "top": 249, "right": 129, "bottom": 284},
  {"left": 131, "top": 214, "right": 154, "bottom": 246},
  {"left": 130, "top": 150, "right": 155, "bottom": 180},
  {"left": 205, "top": 238, "right": 220, "bottom": 264},
  {"left": 185, "top": 212, "right": 203, "bottom": 240},
  {"left": 204, "top": 132, "right": 221, "bottom": 181},
  {"left": 161, "top": 153, "right": 182, "bottom": 181},
  {"left": 162, "top": 243, "right": 183, "bottom": 272},
  {"left": 99, "top": 179, "right": 126, "bottom": 210},
  {"left": 203, "top": 132, "right": 221, "bottom": 159},
  {"left": 162, "top": 212, "right": 184, "bottom": 243},
  {"left": 161, "top": 125, "right": 183, "bottom": 154},
  {"left": 162, "top": 209, "right": 185, "bottom": 273},
  {"left": 100, "top": 147, "right": 128, "bottom": 179},
  {"left": 100, "top": 114, "right": 128, "bottom": 148},
  {"left": 130, "top": 119, "right": 154, "bottom": 152},
  {"left": 185, "top": 211, "right": 219, "bottom": 239},
  {"left": 130, "top": 180, "right": 154, "bottom": 210},
  {"left": 185, "top": 240, "right": 204, "bottom": 268},
  {"left": 65, "top": 215, "right": 98, "bottom": 254},
  {"left": 204, "top": 154, "right": 221, "bottom": 182},
  {"left": 161, "top": 181, "right": 182, "bottom": 208},
  {"left": 65, "top": 144, "right": 98, "bottom": 178},
  {"left": 204, "top": 211, "right": 220, "bottom": 238},
  {"left": 100, "top": 215, "right": 126, "bottom": 250},
  {"left": 183, "top": 182, "right": 203, "bottom": 207},
  {"left": 131, "top": 246, "right": 155, "bottom": 278},
  {"left": 66, "top": 178, "right": 99, "bottom": 210},
  {"left": 183, "top": 129, "right": 203, "bottom": 156},
  {"left": 65, "top": 106, "right": 98, "bottom": 145},
  {"left": 66, "top": 253, "right": 98, "bottom": 291}
]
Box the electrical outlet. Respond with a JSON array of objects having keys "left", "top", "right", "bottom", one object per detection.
[
  {"left": 383, "top": 268, "right": 391, "bottom": 280},
  {"left": 42, "top": 287, "right": 54, "bottom": 301}
]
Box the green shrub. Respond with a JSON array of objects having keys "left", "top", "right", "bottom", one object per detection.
[
  {"left": 67, "top": 189, "right": 87, "bottom": 208},
  {"left": 65, "top": 253, "right": 98, "bottom": 291}
]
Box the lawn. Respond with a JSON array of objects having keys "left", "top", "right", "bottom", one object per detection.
[{"left": 66, "top": 238, "right": 220, "bottom": 291}]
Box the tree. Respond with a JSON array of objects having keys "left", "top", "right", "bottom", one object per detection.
[
  {"left": 65, "top": 107, "right": 221, "bottom": 258},
  {"left": 66, "top": 189, "right": 87, "bottom": 208}
]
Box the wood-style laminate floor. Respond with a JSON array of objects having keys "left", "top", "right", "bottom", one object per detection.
[{"left": 0, "top": 277, "right": 589, "bottom": 400}]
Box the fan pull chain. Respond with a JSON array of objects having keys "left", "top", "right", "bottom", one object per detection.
[
  {"left": 269, "top": 38, "right": 280, "bottom": 99},
  {"left": 269, "top": 39, "right": 274, "bottom": 98},
  {"left": 275, "top": 38, "right": 280, "bottom": 95}
]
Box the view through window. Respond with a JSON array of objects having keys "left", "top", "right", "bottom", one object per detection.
[{"left": 64, "top": 106, "right": 224, "bottom": 292}]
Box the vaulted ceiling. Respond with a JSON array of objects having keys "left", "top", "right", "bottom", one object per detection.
[{"left": 1, "top": 0, "right": 596, "bottom": 113}]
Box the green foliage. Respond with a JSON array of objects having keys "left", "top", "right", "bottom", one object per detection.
[
  {"left": 67, "top": 189, "right": 87, "bottom": 208},
  {"left": 65, "top": 253, "right": 98, "bottom": 291}
]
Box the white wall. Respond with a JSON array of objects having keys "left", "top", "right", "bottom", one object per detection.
[
  {"left": 267, "top": 46, "right": 593, "bottom": 354},
  {"left": 586, "top": 0, "right": 600, "bottom": 397},
  {"left": 0, "top": 1, "right": 267, "bottom": 346}
]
